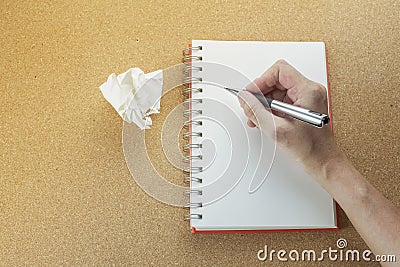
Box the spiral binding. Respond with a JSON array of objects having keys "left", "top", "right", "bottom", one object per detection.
[
  {"left": 182, "top": 155, "right": 203, "bottom": 162},
  {"left": 183, "top": 189, "right": 203, "bottom": 196},
  {"left": 183, "top": 166, "right": 203, "bottom": 174},
  {"left": 183, "top": 202, "right": 203, "bottom": 208},
  {"left": 183, "top": 214, "right": 202, "bottom": 221},
  {"left": 183, "top": 176, "right": 202, "bottom": 184},
  {"left": 182, "top": 45, "right": 203, "bottom": 221}
]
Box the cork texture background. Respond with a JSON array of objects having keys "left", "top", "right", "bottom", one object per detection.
[{"left": 1, "top": 1, "right": 399, "bottom": 266}]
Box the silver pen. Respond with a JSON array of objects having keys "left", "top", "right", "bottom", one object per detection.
[{"left": 224, "top": 87, "right": 330, "bottom": 128}]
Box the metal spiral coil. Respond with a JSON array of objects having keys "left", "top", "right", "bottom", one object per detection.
[
  {"left": 184, "top": 214, "right": 202, "bottom": 221},
  {"left": 183, "top": 55, "right": 202, "bottom": 63},
  {"left": 182, "top": 87, "right": 202, "bottom": 96},
  {"left": 183, "top": 202, "right": 203, "bottom": 209},
  {"left": 183, "top": 132, "right": 202, "bottom": 140},
  {"left": 184, "top": 65, "right": 203, "bottom": 74},
  {"left": 183, "top": 45, "right": 204, "bottom": 221},
  {"left": 183, "top": 120, "right": 202, "bottom": 129},
  {"left": 183, "top": 76, "right": 202, "bottom": 84},
  {"left": 184, "top": 98, "right": 202, "bottom": 105},
  {"left": 183, "top": 155, "right": 203, "bottom": 162},
  {"left": 183, "top": 143, "right": 202, "bottom": 152},
  {"left": 183, "top": 166, "right": 203, "bottom": 174},
  {"left": 183, "top": 189, "right": 203, "bottom": 196},
  {"left": 183, "top": 176, "right": 203, "bottom": 184},
  {"left": 183, "top": 109, "right": 202, "bottom": 118},
  {"left": 183, "top": 46, "right": 202, "bottom": 56}
]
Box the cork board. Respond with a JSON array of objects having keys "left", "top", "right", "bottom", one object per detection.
[{"left": 1, "top": 1, "right": 399, "bottom": 266}]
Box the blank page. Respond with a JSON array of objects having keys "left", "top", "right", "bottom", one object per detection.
[{"left": 188, "top": 40, "right": 337, "bottom": 231}]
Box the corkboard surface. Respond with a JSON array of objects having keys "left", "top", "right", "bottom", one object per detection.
[{"left": 1, "top": 1, "right": 399, "bottom": 266}]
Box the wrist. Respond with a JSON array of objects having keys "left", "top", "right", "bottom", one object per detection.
[
  {"left": 321, "top": 152, "right": 370, "bottom": 200},
  {"left": 301, "top": 143, "right": 345, "bottom": 187},
  {"left": 320, "top": 150, "right": 348, "bottom": 185}
]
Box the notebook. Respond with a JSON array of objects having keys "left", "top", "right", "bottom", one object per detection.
[{"left": 183, "top": 40, "right": 337, "bottom": 233}]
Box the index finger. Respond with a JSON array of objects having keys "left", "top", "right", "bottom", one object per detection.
[{"left": 246, "top": 59, "right": 306, "bottom": 95}]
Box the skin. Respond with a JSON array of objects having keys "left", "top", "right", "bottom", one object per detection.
[{"left": 238, "top": 60, "right": 400, "bottom": 266}]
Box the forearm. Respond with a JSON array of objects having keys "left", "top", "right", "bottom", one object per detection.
[{"left": 319, "top": 154, "right": 400, "bottom": 262}]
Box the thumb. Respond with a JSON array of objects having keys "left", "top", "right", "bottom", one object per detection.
[{"left": 238, "top": 91, "right": 279, "bottom": 137}]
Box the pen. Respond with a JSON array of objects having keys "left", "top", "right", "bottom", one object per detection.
[{"left": 224, "top": 87, "right": 330, "bottom": 128}]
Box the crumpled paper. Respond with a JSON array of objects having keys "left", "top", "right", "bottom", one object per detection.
[{"left": 99, "top": 68, "right": 163, "bottom": 130}]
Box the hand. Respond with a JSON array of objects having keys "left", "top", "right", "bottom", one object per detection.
[{"left": 238, "top": 60, "right": 341, "bottom": 179}]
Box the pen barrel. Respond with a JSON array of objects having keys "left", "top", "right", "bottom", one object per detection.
[{"left": 270, "top": 101, "right": 330, "bottom": 128}]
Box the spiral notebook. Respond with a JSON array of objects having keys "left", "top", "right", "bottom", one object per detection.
[{"left": 183, "top": 40, "right": 338, "bottom": 234}]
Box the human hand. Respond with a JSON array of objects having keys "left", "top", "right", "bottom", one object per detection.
[{"left": 238, "top": 60, "right": 342, "bottom": 179}]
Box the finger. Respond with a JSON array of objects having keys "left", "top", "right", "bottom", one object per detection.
[
  {"left": 289, "top": 81, "right": 328, "bottom": 114},
  {"left": 246, "top": 60, "right": 306, "bottom": 96},
  {"left": 270, "top": 89, "right": 288, "bottom": 102},
  {"left": 247, "top": 119, "right": 256, "bottom": 128},
  {"left": 282, "top": 94, "right": 292, "bottom": 104},
  {"left": 246, "top": 76, "right": 274, "bottom": 95},
  {"left": 238, "top": 91, "right": 279, "bottom": 137}
]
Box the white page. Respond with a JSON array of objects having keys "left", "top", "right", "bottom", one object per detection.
[{"left": 188, "top": 40, "right": 337, "bottom": 231}]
